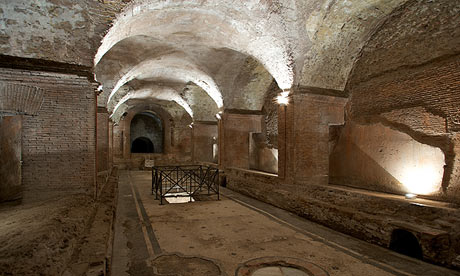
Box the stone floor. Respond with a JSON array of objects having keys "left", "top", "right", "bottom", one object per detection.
[{"left": 112, "top": 170, "right": 460, "bottom": 276}]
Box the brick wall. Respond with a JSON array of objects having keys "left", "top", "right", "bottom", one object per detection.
[
  {"left": 0, "top": 115, "right": 22, "bottom": 201},
  {"left": 222, "top": 113, "right": 262, "bottom": 169},
  {"left": 289, "top": 93, "right": 347, "bottom": 185},
  {"left": 97, "top": 112, "right": 109, "bottom": 172},
  {"left": 346, "top": 55, "right": 460, "bottom": 200},
  {"left": 350, "top": 56, "right": 460, "bottom": 132},
  {"left": 0, "top": 68, "right": 96, "bottom": 202},
  {"left": 192, "top": 122, "right": 218, "bottom": 163}
]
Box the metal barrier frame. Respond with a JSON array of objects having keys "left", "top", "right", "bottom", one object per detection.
[{"left": 152, "top": 165, "right": 219, "bottom": 204}]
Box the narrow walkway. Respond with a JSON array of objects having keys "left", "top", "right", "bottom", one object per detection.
[{"left": 112, "top": 170, "right": 460, "bottom": 276}]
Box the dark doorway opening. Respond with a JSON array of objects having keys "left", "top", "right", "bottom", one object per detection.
[
  {"left": 389, "top": 229, "right": 423, "bottom": 259},
  {"left": 131, "top": 137, "right": 154, "bottom": 153}
]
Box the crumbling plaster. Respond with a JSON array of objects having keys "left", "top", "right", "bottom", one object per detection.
[
  {"left": 341, "top": 0, "right": 460, "bottom": 200},
  {"left": 0, "top": 0, "right": 130, "bottom": 66}
]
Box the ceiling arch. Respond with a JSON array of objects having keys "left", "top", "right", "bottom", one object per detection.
[
  {"left": 111, "top": 84, "right": 194, "bottom": 120},
  {"left": 106, "top": 55, "right": 223, "bottom": 109},
  {"left": 95, "top": 0, "right": 305, "bottom": 91}
]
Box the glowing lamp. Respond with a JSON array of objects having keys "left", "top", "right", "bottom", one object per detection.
[
  {"left": 215, "top": 113, "right": 222, "bottom": 120},
  {"left": 405, "top": 193, "right": 417, "bottom": 199},
  {"left": 276, "top": 91, "right": 290, "bottom": 105}
]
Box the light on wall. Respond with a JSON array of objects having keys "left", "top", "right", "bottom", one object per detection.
[
  {"left": 400, "top": 164, "right": 442, "bottom": 195},
  {"left": 215, "top": 111, "right": 223, "bottom": 120},
  {"left": 276, "top": 91, "right": 290, "bottom": 106}
]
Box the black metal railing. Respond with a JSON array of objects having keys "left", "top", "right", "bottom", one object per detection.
[{"left": 152, "top": 165, "right": 219, "bottom": 204}]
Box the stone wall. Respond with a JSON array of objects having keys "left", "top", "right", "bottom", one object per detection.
[
  {"left": 330, "top": 122, "right": 445, "bottom": 197},
  {"left": 0, "top": 68, "right": 96, "bottom": 202},
  {"left": 225, "top": 167, "right": 460, "bottom": 268},
  {"left": 341, "top": 0, "right": 460, "bottom": 202},
  {"left": 349, "top": 56, "right": 460, "bottom": 132}
]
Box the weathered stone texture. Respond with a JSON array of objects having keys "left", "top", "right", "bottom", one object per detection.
[
  {"left": 330, "top": 122, "right": 445, "bottom": 197},
  {"left": 349, "top": 0, "right": 460, "bottom": 86},
  {"left": 0, "top": 68, "right": 96, "bottom": 202},
  {"left": 0, "top": 0, "right": 130, "bottom": 66},
  {"left": 349, "top": 56, "right": 460, "bottom": 129},
  {"left": 380, "top": 107, "right": 447, "bottom": 136},
  {"left": 226, "top": 167, "right": 460, "bottom": 268}
]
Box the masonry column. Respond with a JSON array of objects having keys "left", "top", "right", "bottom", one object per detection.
[
  {"left": 108, "top": 121, "right": 114, "bottom": 168},
  {"left": 288, "top": 87, "right": 348, "bottom": 185},
  {"left": 221, "top": 111, "right": 263, "bottom": 170},
  {"left": 97, "top": 107, "right": 109, "bottom": 174},
  {"left": 192, "top": 121, "right": 218, "bottom": 164},
  {"left": 0, "top": 115, "right": 22, "bottom": 201}
]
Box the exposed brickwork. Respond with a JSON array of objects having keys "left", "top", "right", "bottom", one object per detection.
[
  {"left": 226, "top": 167, "right": 460, "bottom": 268},
  {"left": 192, "top": 122, "right": 218, "bottom": 163},
  {"left": 349, "top": 56, "right": 460, "bottom": 133},
  {"left": 0, "top": 82, "right": 44, "bottom": 115},
  {"left": 289, "top": 93, "right": 347, "bottom": 185},
  {"left": 0, "top": 68, "right": 96, "bottom": 201},
  {"left": 380, "top": 107, "right": 447, "bottom": 136},
  {"left": 97, "top": 112, "right": 109, "bottom": 172},
  {"left": 222, "top": 113, "right": 262, "bottom": 169}
]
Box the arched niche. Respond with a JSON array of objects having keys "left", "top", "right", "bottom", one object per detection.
[
  {"left": 130, "top": 112, "right": 164, "bottom": 153},
  {"left": 131, "top": 136, "right": 155, "bottom": 153}
]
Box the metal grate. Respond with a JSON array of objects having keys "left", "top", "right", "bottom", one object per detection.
[{"left": 152, "top": 165, "right": 219, "bottom": 204}]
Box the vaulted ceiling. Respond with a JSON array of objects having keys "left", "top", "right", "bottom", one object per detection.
[{"left": 2, "top": 0, "right": 458, "bottom": 123}]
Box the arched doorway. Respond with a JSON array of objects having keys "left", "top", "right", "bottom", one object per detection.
[
  {"left": 389, "top": 229, "right": 423, "bottom": 259},
  {"left": 130, "top": 112, "right": 164, "bottom": 153},
  {"left": 131, "top": 137, "right": 154, "bottom": 153}
]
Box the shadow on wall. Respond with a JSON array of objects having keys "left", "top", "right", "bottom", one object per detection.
[
  {"left": 249, "top": 132, "right": 278, "bottom": 174},
  {"left": 329, "top": 121, "right": 445, "bottom": 197}
]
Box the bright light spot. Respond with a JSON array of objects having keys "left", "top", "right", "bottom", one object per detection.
[
  {"left": 97, "top": 85, "right": 103, "bottom": 92},
  {"left": 405, "top": 193, "right": 417, "bottom": 199},
  {"left": 400, "top": 165, "right": 442, "bottom": 195},
  {"left": 188, "top": 124, "right": 193, "bottom": 128},
  {"left": 276, "top": 91, "right": 290, "bottom": 105},
  {"left": 215, "top": 113, "right": 222, "bottom": 120}
]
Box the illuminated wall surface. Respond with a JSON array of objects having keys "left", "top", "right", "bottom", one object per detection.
[{"left": 331, "top": 122, "right": 444, "bottom": 196}]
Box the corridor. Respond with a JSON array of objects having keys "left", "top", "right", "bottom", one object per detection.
[{"left": 112, "top": 171, "right": 459, "bottom": 276}]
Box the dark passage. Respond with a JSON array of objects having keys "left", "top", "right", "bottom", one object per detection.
[
  {"left": 389, "top": 229, "right": 423, "bottom": 259},
  {"left": 131, "top": 137, "right": 154, "bottom": 153}
]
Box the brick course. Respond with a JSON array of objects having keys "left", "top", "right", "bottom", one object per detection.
[{"left": 0, "top": 68, "right": 96, "bottom": 202}]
